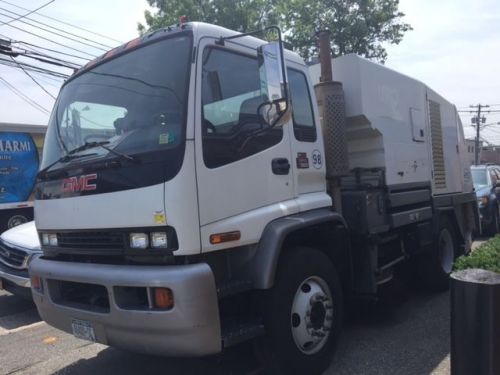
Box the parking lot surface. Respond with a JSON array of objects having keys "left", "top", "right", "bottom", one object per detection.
[{"left": 2, "top": 237, "right": 488, "bottom": 374}]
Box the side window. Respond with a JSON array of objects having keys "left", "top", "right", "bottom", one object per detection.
[
  {"left": 490, "top": 169, "right": 498, "bottom": 185},
  {"left": 202, "top": 47, "right": 283, "bottom": 168},
  {"left": 287, "top": 68, "right": 316, "bottom": 142}
]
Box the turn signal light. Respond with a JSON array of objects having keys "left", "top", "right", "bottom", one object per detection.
[
  {"left": 210, "top": 231, "right": 241, "bottom": 244},
  {"left": 153, "top": 288, "right": 174, "bottom": 309},
  {"left": 31, "top": 275, "right": 43, "bottom": 293}
]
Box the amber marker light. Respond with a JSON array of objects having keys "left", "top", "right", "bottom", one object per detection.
[
  {"left": 154, "top": 288, "right": 174, "bottom": 309},
  {"left": 209, "top": 231, "right": 241, "bottom": 245},
  {"left": 31, "top": 275, "right": 43, "bottom": 293}
]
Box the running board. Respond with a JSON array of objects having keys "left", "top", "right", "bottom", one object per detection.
[{"left": 222, "top": 318, "right": 265, "bottom": 348}]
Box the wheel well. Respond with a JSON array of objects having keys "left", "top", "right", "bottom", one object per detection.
[{"left": 280, "top": 221, "right": 351, "bottom": 286}]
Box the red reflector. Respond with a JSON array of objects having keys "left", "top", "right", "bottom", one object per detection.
[
  {"left": 209, "top": 231, "right": 241, "bottom": 245},
  {"left": 154, "top": 288, "right": 174, "bottom": 309}
]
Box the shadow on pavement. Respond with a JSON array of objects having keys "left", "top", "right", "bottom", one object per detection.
[
  {"left": 328, "top": 279, "right": 450, "bottom": 375},
  {"left": 0, "top": 292, "right": 40, "bottom": 331},
  {"left": 55, "top": 342, "right": 262, "bottom": 375}
]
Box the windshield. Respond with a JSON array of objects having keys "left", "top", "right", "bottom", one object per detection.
[
  {"left": 41, "top": 33, "right": 192, "bottom": 172},
  {"left": 471, "top": 169, "right": 488, "bottom": 190}
]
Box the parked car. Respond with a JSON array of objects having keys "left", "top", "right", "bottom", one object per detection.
[
  {"left": 471, "top": 165, "right": 500, "bottom": 235},
  {"left": 0, "top": 221, "right": 40, "bottom": 298}
]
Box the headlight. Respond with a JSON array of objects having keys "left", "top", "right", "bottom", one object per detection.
[
  {"left": 130, "top": 233, "right": 149, "bottom": 249},
  {"left": 151, "top": 232, "right": 168, "bottom": 248},
  {"left": 47, "top": 233, "right": 58, "bottom": 246},
  {"left": 480, "top": 196, "right": 489, "bottom": 205}
]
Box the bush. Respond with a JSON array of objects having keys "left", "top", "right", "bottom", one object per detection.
[{"left": 454, "top": 235, "right": 500, "bottom": 273}]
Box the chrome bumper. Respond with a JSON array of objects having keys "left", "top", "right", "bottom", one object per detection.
[
  {"left": 30, "top": 257, "right": 221, "bottom": 357},
  {"left": 0, "top": 262, "right": 30, "bottom": 288}
]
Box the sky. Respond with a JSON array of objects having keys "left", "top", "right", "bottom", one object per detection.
[{"left": 0, "top": 0, "right": 499, "bottom": 142}]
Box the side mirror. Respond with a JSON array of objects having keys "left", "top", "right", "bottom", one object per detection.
[{"left": 257, "top": 41, "right": 290, "bottom": 127}]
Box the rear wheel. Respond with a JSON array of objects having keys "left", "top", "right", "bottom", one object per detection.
[
  {"left": 417, "top": 216, "right": 457, "bottom": 292},
  {"left": 255, "top": 247, "right": 343, "bottom": 375}
]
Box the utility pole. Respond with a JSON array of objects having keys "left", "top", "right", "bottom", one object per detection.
[{"left": 470, "top": 104, "right": 489, "bottom": 165}]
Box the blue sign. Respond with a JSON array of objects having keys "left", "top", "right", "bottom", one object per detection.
[{"left": 0, "top": 132, "right": 39, "bottom": 204}]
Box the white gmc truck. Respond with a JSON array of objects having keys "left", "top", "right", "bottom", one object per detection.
[{"left": 30, "top": 22, "right": 478, "bottom": 374}]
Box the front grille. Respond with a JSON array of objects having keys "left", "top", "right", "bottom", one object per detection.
[
  {"left": 56, "top": 231, "right": 125, "bottom": 250},
  {"left": 0, "top": 240, "right": 29, "bottom": 269}
]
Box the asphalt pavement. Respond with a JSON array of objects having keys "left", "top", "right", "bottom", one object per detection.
[{"left": 1, "top": 239, "right": 489, "bottom": 375}]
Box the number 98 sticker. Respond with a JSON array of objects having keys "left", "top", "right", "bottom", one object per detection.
[{"left": 312, "top": 150, "right": 322, "bottom": 169}]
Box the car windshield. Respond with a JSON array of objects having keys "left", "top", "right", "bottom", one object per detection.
[
  {"left": 471, "top": 169, "right": 488, "bottom": 190},
  {"left": 40, "top": 33, "right": 192, "bottom": 172}
]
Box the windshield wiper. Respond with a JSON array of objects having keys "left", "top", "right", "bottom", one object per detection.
[
  {"left": 38, "top": 141, "right": 137, "bottom": 179},
  {"left": 38, "top": 152, "right": 97, "bottom": 178}
]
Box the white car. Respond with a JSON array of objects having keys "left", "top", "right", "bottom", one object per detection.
[{"left": 0, "top": 221, "right": 40, "bottom": 298}]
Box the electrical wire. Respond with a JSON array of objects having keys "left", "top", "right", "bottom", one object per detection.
[
  {"left": 0, "top": 75, "right": 50, "bottom": 114},
  {"left": 0, "top": 57, "right": 69, "bottom": 78},
  {"left": 3, "top": 23, "right": 97, "bottom": 58},
  {"left": 9, "top": 55, "right": 56, "bottom": 99},
  {"left": 0, "top": 0, "right": 122, "bottom": 44},
  {"left": 0, "top": 0, "right": 54, "bottom": 26},
  {"left": 0, "top": 6, "right": 114, "bottom": 49},
  {"left": 0, "top": 11, "right": 109, "bottom": 52},
  {"left": 15, "top": 40, "right": 90, "bottom": 61}
]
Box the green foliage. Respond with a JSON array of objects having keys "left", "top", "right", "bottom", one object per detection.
[
  {"left": 138, "top": 0, "right": 280, "bottom": 35},
  {"left": 454, "top": 236, "right": 500, "bottom": 274},
  {"left": 138, "top": 0, "right": 412, "bottom": 63}
]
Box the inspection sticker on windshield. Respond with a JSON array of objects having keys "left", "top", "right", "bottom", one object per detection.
[
  {"left": 71, "top": 319, "right": 96, "bottom": 342},
  {"left": 159, "top": 133, "right": 174, "bottom": 145}
]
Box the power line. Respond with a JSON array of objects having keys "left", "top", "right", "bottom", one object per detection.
[
  {"left": 3, "top": 23, "right": 97, "bottom": 58},
  {"left": 0, "top": 75, "right": 50, "bottom": 114},
  {"left": 9, "top": 55, "right": 56, "bottom": 99},
  {"left": 0, "top": 0, "right": 54, "bottom": 26},
  {"left": 0, "top": 0, "right": 122, "bottom": 44},
  {"left": 0, "top": 12, "right": 108, "bottom": 52},
  {"left": 0, "top": 6, "right": 114, "bottom": 49},
  {"left": 15, "top": 40, "right": 90, "bottom": 61},
  {"left": 0, "top": 56, "right": 69, "bottom": 78}
]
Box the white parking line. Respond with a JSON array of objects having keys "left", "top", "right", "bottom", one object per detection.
[{"left": 0, "top": 321, "right": 45, "bottom": 336}]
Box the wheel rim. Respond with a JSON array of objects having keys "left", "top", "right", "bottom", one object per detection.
[
  {"left": 290, "top": 276, "right": 333, "bottom": 355},
  {"left": 438, "top": 228, "right": 454, "bottom": 274}
]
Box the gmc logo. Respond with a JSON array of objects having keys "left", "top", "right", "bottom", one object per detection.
[{"left": 62, "top": 174, "right": 97, "bottom": 193}]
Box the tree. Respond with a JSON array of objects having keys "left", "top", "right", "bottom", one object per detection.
[
  {"left": 137, "top": 0, "right": 280, "bottom": 35},
  {"left": 138, "top": 0, "right": 411, "bottom": 63},
  {"left": 280, "top": 0, "right": 412, "bottom": 62}
]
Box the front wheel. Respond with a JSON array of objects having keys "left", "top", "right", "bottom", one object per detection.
[{"left": 256, "top": 247, "right": 343, "bottom": 375}]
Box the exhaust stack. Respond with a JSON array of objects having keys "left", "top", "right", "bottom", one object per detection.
[{"left": 314, "top": 30, "right": 349, "bottom": 214}]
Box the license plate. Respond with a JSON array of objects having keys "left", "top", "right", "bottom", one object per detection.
[{"left": 71, "top": 319, "right": 96, "bottom": 342}]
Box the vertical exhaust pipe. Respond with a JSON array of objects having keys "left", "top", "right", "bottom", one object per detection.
[{"left": 314, "top": 30, "right": 349, "bottom": 214}]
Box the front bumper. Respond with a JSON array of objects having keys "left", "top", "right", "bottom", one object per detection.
[
  {"left": 0, "top": 261, "right": 30, "bottom": 288},
  {"left": 30, "top": 257, "right": 221, "bottom": 357}
]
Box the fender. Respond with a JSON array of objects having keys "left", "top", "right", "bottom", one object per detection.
[{"left": 243, "top": 208, "right": 347, "bottom": 289}]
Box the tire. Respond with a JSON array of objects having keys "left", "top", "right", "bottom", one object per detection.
[
  {"left": 255, "top": 247, "right": 343, "bottom": 375},
  {"left": 487, "top": 206, "right": 500, "bottom": 236},
  {"left": 417, "top": 216, "right": 457, "bottom": 292}
]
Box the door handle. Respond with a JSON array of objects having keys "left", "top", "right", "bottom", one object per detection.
[{"left": 272, "top": 158, "right": 290, "bottom": 175}]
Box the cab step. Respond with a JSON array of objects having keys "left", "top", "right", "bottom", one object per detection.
[
  {"left": 217, "top": 279, "right": 253, "bottom": 299},
  {"left": 221, "top": 317, "right": 265, "bottom": 348}
]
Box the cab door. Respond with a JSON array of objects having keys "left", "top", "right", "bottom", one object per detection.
[{"left": 194, "top": 38, "right": 297, "bottom": 251}]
